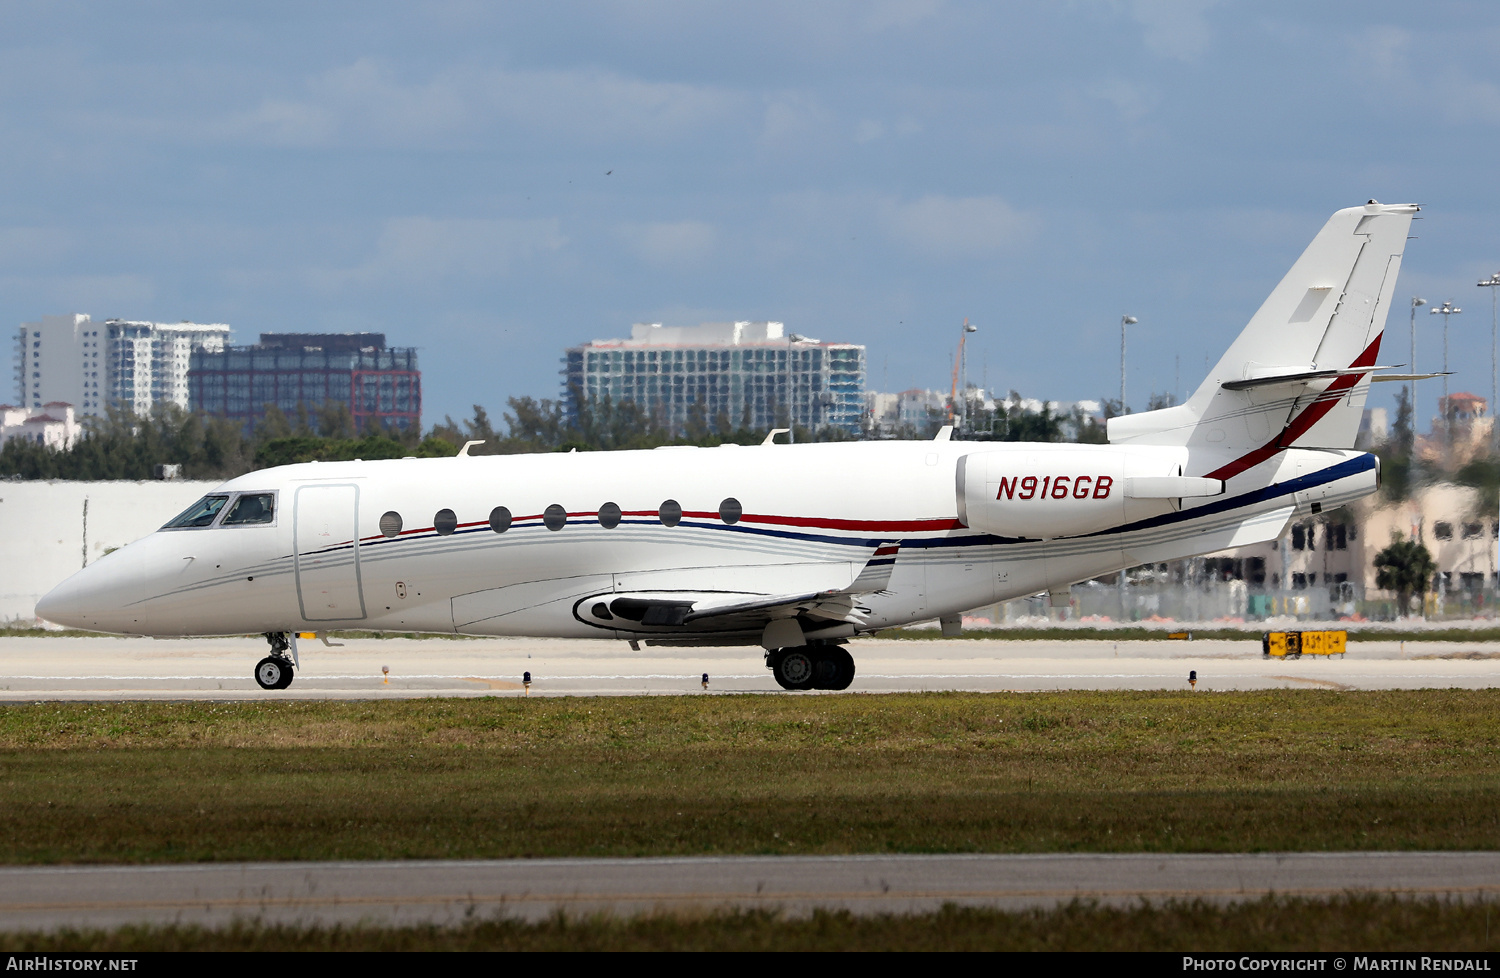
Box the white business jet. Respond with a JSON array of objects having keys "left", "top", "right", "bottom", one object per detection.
[{"left": 37, "top": 202, "right": 1418, "bottom": 691}]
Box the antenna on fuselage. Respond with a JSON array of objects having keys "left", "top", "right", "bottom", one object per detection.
[{"left": 458, "top": 440, "right": 486, "bottom": 456}]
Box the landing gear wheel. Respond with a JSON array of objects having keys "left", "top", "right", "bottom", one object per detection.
[
  {"left": 254, "top": 656, "right": 294, "bottom": 690},
  {"left": 771, "top": 648, "right": 816, "bottom": 691},
  {"left": 813, "top": 648, "right": 856, "bottom": 691}
]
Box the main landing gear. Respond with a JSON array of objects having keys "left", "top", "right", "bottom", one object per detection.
[
  {"left": 767, "top": 645, "right": 855, "bottom": 691},
  {"left": 254, "top": 632, "right": 296, "bottom": 690}
]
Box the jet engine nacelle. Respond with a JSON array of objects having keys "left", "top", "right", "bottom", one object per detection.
[{"left": 956, "top": 448, "right": 1223, "bottom": 539}]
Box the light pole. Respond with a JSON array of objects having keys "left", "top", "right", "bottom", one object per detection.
[
  {"left": 786, "top": 332, "right": 807, "bottom": 443},
  {"left": 1410, "top": 297, "right": 1426, "bottom": 452},
  {"left": 1119, "top": 315, "right": 1137, "bottom": 415},
  {"left": 1431, "top": 301, "right": 1463, "bottom": 449},
  {"left": 958, "top": 320, "right": 977, "bottom": 433},
  {"left": 1479, "top": 272, "right": 1500, "bottom": 446}
]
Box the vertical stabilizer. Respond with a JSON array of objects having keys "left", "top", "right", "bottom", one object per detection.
[{"left": 1108, "top": 202, "right": 1417, "bottom": 476}]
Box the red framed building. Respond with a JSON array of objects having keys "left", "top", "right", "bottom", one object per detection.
[{"left": 189, "top": 333, "right": 421, "bottom": 433}]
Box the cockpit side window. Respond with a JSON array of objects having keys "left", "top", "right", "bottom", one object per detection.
[
  {"left": 222, "top": 492, "right": 277, "bottom": 526},
  {"left": 163, "top": 495, "right": 230, "bottom": 529}
]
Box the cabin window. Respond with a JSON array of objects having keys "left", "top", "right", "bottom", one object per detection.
[
  {"left": 489, "top": 506, "right": 512, "bottom": 533},
  {"left": 659, "top": 499, "right": 682, "bottom": 527},
  {"left": 434, "top": 509, "right": 458, "bottom": 536},
  {"left": 543, "top": 504, "right": 568, "bottom": 531},
  {"left": 380, "top": 511, "right": 403, "bottom": 538},
  {"left": 162, "top": 495, "right": 229, "bottom": 529},
  {"left": 719, "top": 497, "right": 742, "bottom": 524},
  {"left": 598, "top": 502, "right": 621, "bottom": 529},
  {"left": 222, "top": 493, "right": 276, "bottom": 526}
]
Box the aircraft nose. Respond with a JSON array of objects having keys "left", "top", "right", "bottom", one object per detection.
[
  {"left": 35, "top": 574, "right": 89, "bottom": 629},
  {"left": 34, "top": 545, "right": 153, "bottom": 632}
]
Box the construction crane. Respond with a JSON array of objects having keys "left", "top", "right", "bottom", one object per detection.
[{"left": 948, "top": 319, "right": 978, "bottom": 429}]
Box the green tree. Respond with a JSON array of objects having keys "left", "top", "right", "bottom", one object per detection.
[
  {"left": 1070, "top": 404, "right": 1108, "bottom": 444},
  {"left": 1392, "top": 386, "right": 1413, "bottom": 454},
  {"left": 317, "top": 400, "right": 354, "bottom": 439},
  {"left": 1453, "top": 456, "right": 1500, "bottom": 517},
  {"left": 1373, "top": 532, "right": 1437, "bottom": 618},
  {"left": 998, "top": 395, "right": 1061, "bottom": 442}
]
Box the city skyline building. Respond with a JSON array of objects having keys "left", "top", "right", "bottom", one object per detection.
[
  {"left": 13, "top": 314, "right": 230, "bottom": 417},
  {"left": 562, "top": 321, "right": 867, "bottom": 434},
  {"left": 189, "top": 332, "right": 421, "bottom": 433}
]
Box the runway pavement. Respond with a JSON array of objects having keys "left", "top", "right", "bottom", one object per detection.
[
  {"left": 2, "top": 852, "right": 1498, "bottom": 929},
  {"left": 1, "top": 633, "right": 1498, "bottom": 699}
]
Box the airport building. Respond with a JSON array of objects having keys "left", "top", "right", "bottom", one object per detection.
[
  {"left": 13, "top": 314, "right": 231, "bottom": 417},
  {"left": 189, "top": 332, "right": 421, "bottom": 433},
  {"left": 562, "top": 321, "right": 867, "bottom": 435}
]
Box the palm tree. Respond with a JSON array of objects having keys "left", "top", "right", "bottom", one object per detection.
[{"left": 1373, "top": 533, "right": 1437, "bottom": 618}]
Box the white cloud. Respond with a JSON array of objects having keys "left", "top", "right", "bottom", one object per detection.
[
  {"left": 0, "top": 227, "right": 73, "bottom": 267},
  {"left": 618, "top": 220, "right": 717, "bottom": 268},
  {"left": 881, "top": 194, "right": 1035, "bottom": 257},
  {"left": 862, "top": 0, "right": 945, "bottom": 33},
  {"left": 1355, "top": 25, "right": 1500, "bottom": 125},
  {"left": 1088, "top": 78, "right": 1159, "bottom": 123},
  {"left": 759, "top": 93, "right": 835, "bottom": 149},
  {"left": 1131, "top": 0, "right": 1219, "bottom": 61},
  {"left": 216, "top": 59, "right": 739, "bottom": 149},
  {"left": 309, "top": 216, "right": 567, "bottom": 291},
  {"left": 0, "top": 274, "right": 156, "bottom": 314}
]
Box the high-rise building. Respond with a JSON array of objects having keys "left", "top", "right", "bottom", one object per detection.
[
  {"left": 562, "top": 321, "right": 866, "bottom": 434},
  {"left": 189, "top": 332, "right": 421, "bottom": 433},
  {"left": 13, "top": 314, "right": 230, "bottom": 417}
]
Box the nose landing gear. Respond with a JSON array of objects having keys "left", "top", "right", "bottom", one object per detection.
[{"left": 254, "top": 632, "right": 296, "bottom": 690}]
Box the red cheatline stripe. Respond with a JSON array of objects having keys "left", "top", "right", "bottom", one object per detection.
[{"left": 1206, "top": 333, "right": 1382, "bottom": 481}]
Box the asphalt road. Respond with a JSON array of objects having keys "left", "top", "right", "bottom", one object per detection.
[
  {"left": 1, "top": 634, "right": 1498, "bottom": 699},
  {"left": 2, "top": 852, "right": 1497, "bottom": 930}
]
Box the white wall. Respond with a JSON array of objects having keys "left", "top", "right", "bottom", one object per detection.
[{"left": 0, "top": 481, "right": 219, "bottom": 623}]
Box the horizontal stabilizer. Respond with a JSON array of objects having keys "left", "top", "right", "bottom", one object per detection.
[
  {"left": 1221, "top": 366, "right": 1400, "bottom": 392},
  {"left": 1372, "top": 372, "right": 1449, "bottom": 382}
]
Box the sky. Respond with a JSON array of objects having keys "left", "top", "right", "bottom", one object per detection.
[{"left": 3, "top": 1, "right": 1499, "bottom": 428}]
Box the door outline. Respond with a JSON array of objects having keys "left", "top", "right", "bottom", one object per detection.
[{"left": 294, "top": 483, "right": 367, "bottom": 622}]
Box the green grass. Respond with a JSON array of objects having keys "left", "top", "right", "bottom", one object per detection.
[
  {"left": 4, "top": 897, "right": 1500, "bottom": 951},
  {"left": 879, "top": 625, "right": 1500, "bottom": 642},
  {"left": 2, "top": 691, "right": 1500, "bottom": 863},
  {"left": 9, "top": 624, "right": 1500, "bottom": 641}
]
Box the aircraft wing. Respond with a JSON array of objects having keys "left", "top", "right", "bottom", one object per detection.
[{"left": 590, "top": 542, "right": 901, "bottom": 634}]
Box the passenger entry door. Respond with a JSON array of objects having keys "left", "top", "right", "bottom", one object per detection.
[{"left": 294, "top": 484, "right": 366, "bottom": 621}]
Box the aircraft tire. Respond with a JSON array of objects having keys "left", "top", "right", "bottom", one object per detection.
[
  {"left": 254, "top": 656, "right": 293, "bottom": 691},
  {"left": 818, "top": 648, "right": 856, "bottom": 691},
  {"left": 771, "top": 648, "right": 816, "bottom": 691}
]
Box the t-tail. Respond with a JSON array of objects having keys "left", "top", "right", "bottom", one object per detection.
[{"left": 1108, "top": 201, "right": 1418, "bottom": 479}]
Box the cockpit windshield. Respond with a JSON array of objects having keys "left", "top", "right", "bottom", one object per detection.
[
  {"left": 222, "top": 493, "right": 276, "bottom": 526},
  {"left": 162, "top": 495, "right": 230, "bottom": 529}
]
